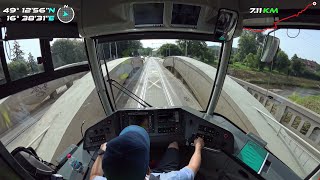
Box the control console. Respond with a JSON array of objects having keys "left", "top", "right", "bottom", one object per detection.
[
  {"left": 83, "top": 108, "right": 234, "bottom": 154},
  {"left": 83, "top": 113, "right": 120, "bottom": 151}
]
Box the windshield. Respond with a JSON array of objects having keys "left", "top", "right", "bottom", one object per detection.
[
  {"left": 0, "top": 33, "right": 319, "bottom": 179},
  {"left": 96, "top": 39, "right": 222, "bottom": 111}
]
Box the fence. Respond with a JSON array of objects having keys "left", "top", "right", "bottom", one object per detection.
[{"left": 231, "top": 77, "right": 320, "bottom": 153}]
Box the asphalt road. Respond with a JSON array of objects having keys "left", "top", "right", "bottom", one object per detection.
[{"left": 117, "top": 57, "right": 202, "bottom": 109}]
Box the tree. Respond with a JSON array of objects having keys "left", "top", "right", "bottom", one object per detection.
[
  {"left": 204, "top": 48, "right": 216, "bottom": 63},
  {"left": 235, "top": 31, "right": 259, "bottom": 62},
  {"left": 8, "top": 60, "right": 29, "bottom": 80},
  {"left": 51, "top": 39, "right": 87, "bottom": 68},
  {"left": 158, "top": 43, "right": 182, "bottom": 57},
  {"left": 245, "top": 53, "right": 258, "bottom": 68},
  {"left": 139, "top": 47, "right": 153, "bottom": 56},
  {"left": 11, "top": 40, "right": 24, "bottom": 61},
  {"left": 290, "top": 54, "right": 305, "bottom": 76},
  {"left": 98, "top": 40, "right": 143, "bottom": 59},
  {"left": 177, "top": 40, "right": 208, "bottom": 59},
  {"left": 27, "top": 53, "right": 39, "bottom": 73},
  {"left": 275, "top": 50, "right": 290, "bottom": 74}
]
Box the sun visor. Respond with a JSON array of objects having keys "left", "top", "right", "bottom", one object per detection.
[{"left": 5, "top": 22, "right": 79, "bottom": 40}]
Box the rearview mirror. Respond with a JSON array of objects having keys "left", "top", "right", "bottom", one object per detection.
[{"left": 260, "top": 35, "right": 280, "bottom": 63}]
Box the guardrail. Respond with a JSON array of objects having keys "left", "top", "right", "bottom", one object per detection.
[
  {"left": 254, "top": 107, "right": 320, "bottom": 173},
  {"left": 231, "top": 77, "right": 320, "bottom": 152}
]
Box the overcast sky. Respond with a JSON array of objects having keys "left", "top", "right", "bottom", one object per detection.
[{"left": 3, "top": 29, "right": 320, "bottom": 64}]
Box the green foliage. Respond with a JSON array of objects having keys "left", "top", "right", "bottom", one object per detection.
[
  {"left": 288, "top": 93, "right": 320, "bottom": 115},
  {"left": 27, "top": 53, "right": 39, "bottom": 74},
  {"left": 11, "top": 40, "right": 24, "bottom": 61},
  {"left": 290, "top": 54, "right": 305, "bottom": 76},
  {"left": 98, "top": 40, "right": 142, "bottom": 58},
  {"left": 177, "top": 40, "right": 208, "bottom": 60},
  {"left": 204, "top": 48, "right": 216, "bottom": 63},
  {"left": 139, "top": 47, "right": 153, "bottom": 56},
  {"left": 230, "top": 62, "right": 250, "bottom": 70},
  {"left": 7, "top": 41, "right": 40, "bottom": 80},
  {"left": 158, "top": 43, "right": 182, "bottom": 57},
  {"left": 8, "top": 60, "right": 29, "bottom": 80},
  {"left": 244, "top": 53, "right": 258, "bottom": 68},
  {"left": 235, "top": 31, "right": 259, "bottom": 62},
  {"left": 275, "top": 50, "right": 290, "bottom": 74},
  {"left": 51, "top": 39, "right": 87, "bottom": 68}
]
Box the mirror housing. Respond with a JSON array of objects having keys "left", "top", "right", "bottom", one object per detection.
[
  {"left": 214, "top": 9, "right": 238, "bottom": 42},
  {"left": 260, "top": 35, "right": 280, "bottom": 63}
]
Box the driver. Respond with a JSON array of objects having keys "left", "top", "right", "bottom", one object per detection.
[{"left": 90, "top": 125, "right": 204, "bottom": 180}]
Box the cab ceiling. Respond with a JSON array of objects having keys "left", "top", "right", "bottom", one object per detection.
[{"left": 0, "top": 0, "right": 319, "bottom": 36}]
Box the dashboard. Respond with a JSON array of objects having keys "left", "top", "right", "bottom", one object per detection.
[
  {"left": 83, "top": 108, "right": 234, "bottom": 154},
  {"left": 58, "top": 107, "right": 301, "bottom": 180}
]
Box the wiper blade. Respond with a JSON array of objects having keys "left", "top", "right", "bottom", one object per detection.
[{"left": 108, "top": 79, "right": 152, "bottom": 108}]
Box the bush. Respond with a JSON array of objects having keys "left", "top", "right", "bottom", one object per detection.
[{"left": 8, "top": 60, "right": 29, "bottom": 80}]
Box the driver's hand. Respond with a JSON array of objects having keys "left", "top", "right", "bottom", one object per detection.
[
  {"left": 194, "top": 137, "right": 204, "bottom": 149},
  {"left": 100, "top": 143, "right": 107, "bottom": 151}
]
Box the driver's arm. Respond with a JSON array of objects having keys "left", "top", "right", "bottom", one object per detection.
[
  {"left": 90, "top": 143, "right": 107, "bottom": 180},
  {"left": 186, "top": 137, "right": 204, "bottom": 175}
]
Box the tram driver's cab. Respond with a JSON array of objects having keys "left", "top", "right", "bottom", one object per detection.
[{"left": 0, "top": 0, "right": 319, "bottom": 180}]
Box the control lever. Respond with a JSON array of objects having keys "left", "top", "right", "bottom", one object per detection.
[
  {"left": 186, "top": 133, "right": 197, "bottom": 146},
  {"left": 188, "top": 133, "right": 220, "bottom": 152}
]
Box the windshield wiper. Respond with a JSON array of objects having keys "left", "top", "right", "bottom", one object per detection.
[{"left": 107, "top": 79, "right": 152, "bottom": 108}]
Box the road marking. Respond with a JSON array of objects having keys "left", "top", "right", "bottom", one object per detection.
[
  {"left": 155, "top": 60, "right": 182, "bottom": 106},
  {"left": 138, "top": 60, "right": 151, "bottom": 108},
  {"left": 147, "top": 79, "right": 161, "bottom": 89},
  {"left": 153, "top": 59, "right": 174, "bottom": 106}
]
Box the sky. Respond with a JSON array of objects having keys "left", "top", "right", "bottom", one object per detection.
[
  {"left": 140, "top": 29, "right": 320, "bottom": 63},
  {"left": 2, "top": 29, "right": 320, "bottom": 64}
]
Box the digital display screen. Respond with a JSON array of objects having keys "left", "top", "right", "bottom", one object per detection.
[
  {"left": 133, "top": 3, "right": 164, "bottom": 25},
  {"left": 128, "top": 114, "right": 149, "bottom": 130},
  {"left": 171, "top": 4, "right": 201, "bottom": 26},
  {"left": 237, "top": 141, "right": 268, "bottom": 173}
]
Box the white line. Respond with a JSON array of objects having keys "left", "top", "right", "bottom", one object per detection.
[
  {"left": 138, "top": 61, "right": 150, "bottom": 108},
  {"left": 155, "top": 60, "right": 183, "bottom": 106},
  {"left": 153, "top": 59, "right": 174, "bottom": 106}
]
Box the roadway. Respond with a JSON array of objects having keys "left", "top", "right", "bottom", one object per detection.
[{"left": 116, "top": 57, "right": 202, "bottom": 110}]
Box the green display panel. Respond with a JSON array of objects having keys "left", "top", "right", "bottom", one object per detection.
[{"left": 237, "top": 140, "right": 268, "bottom": 173}]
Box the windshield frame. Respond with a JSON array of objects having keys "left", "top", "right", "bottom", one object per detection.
[{"left": 94, "top": 31, "right": 225, "bottom": 112}]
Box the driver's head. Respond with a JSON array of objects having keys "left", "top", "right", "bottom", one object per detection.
[{"left": 102, "top": 125, "right": 150, "bottom": 180}]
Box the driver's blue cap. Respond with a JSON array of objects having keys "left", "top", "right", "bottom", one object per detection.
[{"left": 102, "top": 125, "right": 150, "bottom": 180}]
